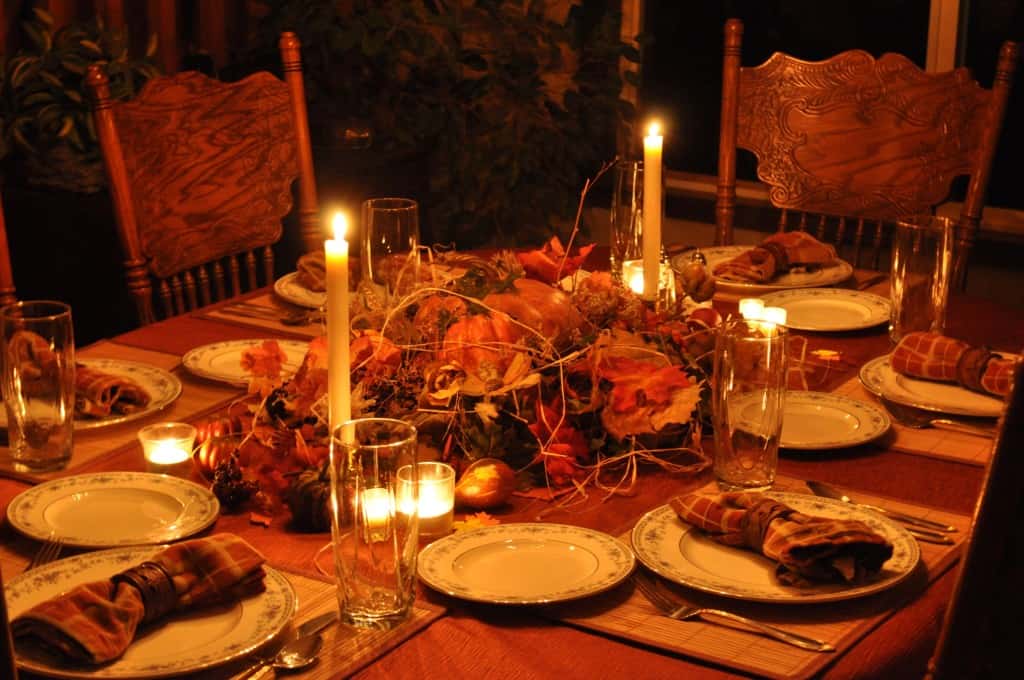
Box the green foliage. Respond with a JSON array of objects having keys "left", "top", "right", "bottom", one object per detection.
[
  {"left": 245, "top": 0, "right": 636, "bottom": 247},
  {"left": 1, "top": 9, "right": 160, "bottom": 167}
]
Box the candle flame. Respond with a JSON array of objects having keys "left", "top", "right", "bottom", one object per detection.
[
  {"left": 646, "top": 121, "right": 661, "bottom": 138},
  {"left": 331, "top": 212, "right": 348, "bottom": 242}
]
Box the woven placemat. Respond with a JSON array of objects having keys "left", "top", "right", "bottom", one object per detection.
[
  {"left": 0, "top": 341, "right": 242, "bottom": 484},
  {"left": 542, "top": 478, "right": 969, "bottom": 680},
  {"left": 197, "top": 294, "right": 323, "bottom": 339},
  {"left": 833, "top": 375, "right": 994, "bottom": 467}
]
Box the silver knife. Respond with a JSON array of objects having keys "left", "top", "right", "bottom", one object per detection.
[
  {"left": 906, "top": 528, "right": 955, "bottom": 545},
  {"left": 806, "top": 480, "right": 958, "bottom": 533},
  {"left": 296, "top": 610, "right": 338, "bottom": 637}
]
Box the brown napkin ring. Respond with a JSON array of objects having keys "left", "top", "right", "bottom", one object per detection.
[
  {"left": 112, "top": 561, "right": 176, "bottom": 624},
  {"left": 956, "top": 346, "right": 992, "bottom": 392}
]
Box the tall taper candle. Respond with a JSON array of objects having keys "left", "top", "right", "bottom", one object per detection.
[
  {"left": 642, "top": 121, "right": 663, "bottom": 301},
  {"left": 326, "top": 212, "right": 351, "bottom": 431}
]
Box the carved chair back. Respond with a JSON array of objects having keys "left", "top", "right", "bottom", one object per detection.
[
  {"left": 716, "top": 19, "right": 1018, "bottom": 285},
  {"left": 0, "top": 191, "right": 17, "bottom": 308},
  {"left": 926, "top": 358, "right": 1024, "bottom": 678},
  {"left": 87, "top": 33, "right": 320, "bottom": 326}
]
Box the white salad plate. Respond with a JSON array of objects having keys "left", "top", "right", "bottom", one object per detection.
[
  {"left": 4, "top": 546, "right": 295, "bottom": 679},
  {"left": 859, "top": 354, "right": 1005, "bottom": 418},
  {"left": 273, "top": 272, "right": 326, "bottom": 310},
  {"left": 182, "top": 339, "right": 308, "bottom": 387},
  {"left": 418, "top": 523, "right": 635, "bottom": 604},
  {"left": 0, "top": 359, "right": 182, "bottom": 431},
  {"left": 759, "top": 288, "right": 891, "bottom": 332},
  {"left": 6, "top": 472, "right": 220, "bottom": 548},
  {"left": 672, "top": 246, "right": 853, "bottom": 294},
  {"left": 780, "top": 391, "right": 891, "bottom": 450},
  {"left": 631, "top": 492, "right": 920, "bottom": 604}
]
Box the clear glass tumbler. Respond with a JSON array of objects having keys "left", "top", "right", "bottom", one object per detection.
[
  {"left": 889, "top": 215, "right": 953, "bottom": 343},
  {"left": 329, "top": 418, "right": 419, "bottom": 628},
  {"left": 1, "top": 300, "right": 75, "bottom": 472},
  {"left": 361, "top": 197, "right": 420, "bottom": 302},
  {"left": 712, "top": 318, "right": 788, "bottom": 491}
]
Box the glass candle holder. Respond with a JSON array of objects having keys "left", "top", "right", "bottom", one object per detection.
[
  {"left": 138, "top": 422, "right": 197, "bottom": 477},
  {"left": 621, "top": 258, "right": 676, "bottom": 308},
  {"left": 398, "top": 462, "right": 455, "bottom": 538},
  {"left": 738, "top": 298, "right": 765, "bottom": 320}
]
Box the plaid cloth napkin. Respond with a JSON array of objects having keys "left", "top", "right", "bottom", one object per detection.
[
  {"left": 12, "top": 534, "right": 266, "bottom": 664},
  {"left": 670, "top": 492, "right": 893, "bottom": 586},
  {"left": 712, "top": 232, "right": 837, "bottom": 283},
  {"left": 891, "top": 331, "right": 1016, "bottom": 397}
]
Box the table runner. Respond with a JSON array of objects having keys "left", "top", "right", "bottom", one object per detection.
[
  {"left": 0, "top": 341, "right": 242, "bottom": 484},
  {"left": 543, "top": 477, "right": 970, "bottom": 680},
  {"left": 832, "top": 375, "right": 994, "bottom": 467}
]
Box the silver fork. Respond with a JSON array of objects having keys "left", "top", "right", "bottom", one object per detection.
[
  {"left": 633, "top": 571, "right": 835, "bottom": 653},
  {"left": 879, "top": 396, "right": 996, "bottom": 438},
  {"left": 25, "top": 534, "right": 64, "bottom": 572}
]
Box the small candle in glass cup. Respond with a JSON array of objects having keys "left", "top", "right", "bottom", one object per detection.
[
  {"left": 398, "top": 462, "right": 455, "bottom": 538},
  {"left": 138, "top": 422, "right": 197, "bottom": 477}
]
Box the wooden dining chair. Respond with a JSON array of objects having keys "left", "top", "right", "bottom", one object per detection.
[
  {"left": 0, "top": 190, "right": 17, "bottom": 308},
  {"left": 87, "top": 32, "right": 320, "bottom": 326},
  {"left": 926, "top": 359, "right": 1024, "bottom": 679},
  {"left": 715, "top": 18, "right": 1018, "bottom": 287}
]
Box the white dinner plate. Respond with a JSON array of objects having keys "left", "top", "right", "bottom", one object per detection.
[
  {"left": 859, "top": 354, "right": 1006, "bottom": 418},
  {"left": 6, "top": 472, "right": 220, "bottom": 548},
  {"left": 759, "top": 288, "right": 891, "bottom": 332},
  {"left": 418, "top": 523, "right": 635, "bottom": 604},
  {"left": 631, "top": 492, "right": 919, "bottom": 604},
  {"left": 182, "top": 339, "right": 309, "bottom": 387},
  {"left": 4, "top": 546, "right": 295, "bottom": 679},
  {"left": 780, "top": 391, "right": 891, "bottom": 449},
  {"left": 274, "top": 272, "right": 326, "bottom": 309},
  {"left": 0, "top": 359, "right": 182, "bottom": 431},
  {"left": 672, "top": 246, "right": 853, "bottom": 294}
]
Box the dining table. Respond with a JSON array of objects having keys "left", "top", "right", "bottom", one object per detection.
[{"left": 2, "top": 251, "right": 1022, "bottom": 680}]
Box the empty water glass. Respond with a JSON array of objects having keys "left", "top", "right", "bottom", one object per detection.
[
  {"left": 890, "top": 216, "right": 953, "bottom": 343},
  {"left": 361, "top": 198, "right": 420, "bottom": 302}
]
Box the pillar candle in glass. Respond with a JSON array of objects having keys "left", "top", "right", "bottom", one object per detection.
[{"left": 398, "top": 462, "right": 454, "bottom": 538}]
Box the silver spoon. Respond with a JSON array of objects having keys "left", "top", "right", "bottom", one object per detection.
[{"left": 237, "top": 633, "right": 323, "bottom": 679}]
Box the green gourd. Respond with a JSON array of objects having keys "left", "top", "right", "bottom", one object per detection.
[{"left": 284, "top": 461, "right": 332, "bottom": 532}]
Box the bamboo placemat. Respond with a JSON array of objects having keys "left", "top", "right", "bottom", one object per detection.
[
  {"left": 832, "top": 375, "right": 994, "bottom": 466},
  {"left": 197, "top": 293, "right": 324, "bottom": 339},
  {"left": 0, "top": 341, "right": 243, "bottom": 483},
  {"left": 543, "top": 478, "right": 970, "bottom": 680}
]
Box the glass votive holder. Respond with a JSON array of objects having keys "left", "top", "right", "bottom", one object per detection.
[
  {"left": 738, "top": 297, "right": 765, "bottom": 320},
  {"left": 138, "top": 422, "right": 197, "bottom": 477},
  {"left": 398, "top": 462, "right": 455, "bottom": 538}
]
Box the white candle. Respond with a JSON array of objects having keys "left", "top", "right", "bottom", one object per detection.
[
  {"left": 761, "top": 306, "right": 788, "bottom": 326},
  {"left": 642, "top": 121, "right": 663, "bottom": 301},
  {"left": 148, "top": 440, "right": 190, "bottom": 465},
  {"left": 326, "top": 212, "right": 352, "bottom": 431},
  {"left": 739, "top": 298, "right": 765, "bottom": 320}
]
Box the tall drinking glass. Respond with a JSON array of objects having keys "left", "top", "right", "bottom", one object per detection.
[
  {"left": 889, "top": 215, "right": 953, "bottom": 343},
  {"left": 361, "top": 198, "right": 420, "bottom": 302},
  {"left": 609, "top": 159, "right": 644, "bottom": 287},
  {"left": 1, "top": 301, "right": 75, "bottom": 472},
  {"left": 712, "top": 318, "right": 787, "bottom": 491},
  {"left": 329, "top": 418, "right": 419, "bottom": 628}
]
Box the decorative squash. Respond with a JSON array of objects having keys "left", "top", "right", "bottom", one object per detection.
[
  {"left": 284, "top": 462, "right": 333, "bottom": 532},
  {"left": 483, "top": 278, "right": 585, "bottom": 348},
  {"left": 442, "top": 312, "right": 522, "bottom": 382}
]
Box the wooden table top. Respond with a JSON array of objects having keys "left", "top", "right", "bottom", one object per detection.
[{"left": 2, "top": 278, "right": 1021, "bottom": 680}]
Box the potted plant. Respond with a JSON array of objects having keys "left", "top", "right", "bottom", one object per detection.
[
  {"left": 1, "top": 8, "right": 160, "bottom": 193},
  {"left": 240, "top": 0, "right": 636, "bottom": 247}
]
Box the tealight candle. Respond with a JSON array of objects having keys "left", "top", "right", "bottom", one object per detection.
[
  {"left": 361, "top": 487, "right": 393, "bottom": 541},
  {"left": 738, "top": 298, "right": 765, "bottom": 320},
  {"left": 761, "top": 306, "right": 788, "bottom": 326},
  {"left": 397, "top": 462, "right": 455, "bottom": 538},
  {"left": 622, "top": 259, "right": 673, "bottom": 297},
  {"left": 138, "top": 422, "right": 197, "bottom": 477}
]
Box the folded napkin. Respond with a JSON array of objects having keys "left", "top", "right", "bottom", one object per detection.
[
  {"left": 295, "top": 251, "right": 326, "bottom": 292},
  {"left": 12, "top": 534, "right": 266, "bottom": 665},
  {"left": 891, "top": 331, "right": 1016, "bottom": 397},
  {"left": 75, "top": 364, "right": 151, "bottom": 418},
  {"left": 670, "top": 492, "right": 893, "bottom": 586},
  {"left": 713, "top": 232, "right": 838, "bottom": 283}
]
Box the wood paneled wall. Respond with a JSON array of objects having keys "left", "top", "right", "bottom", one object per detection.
[{"left": 0, "top": 0, "right": 265, "bottom": 74}]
